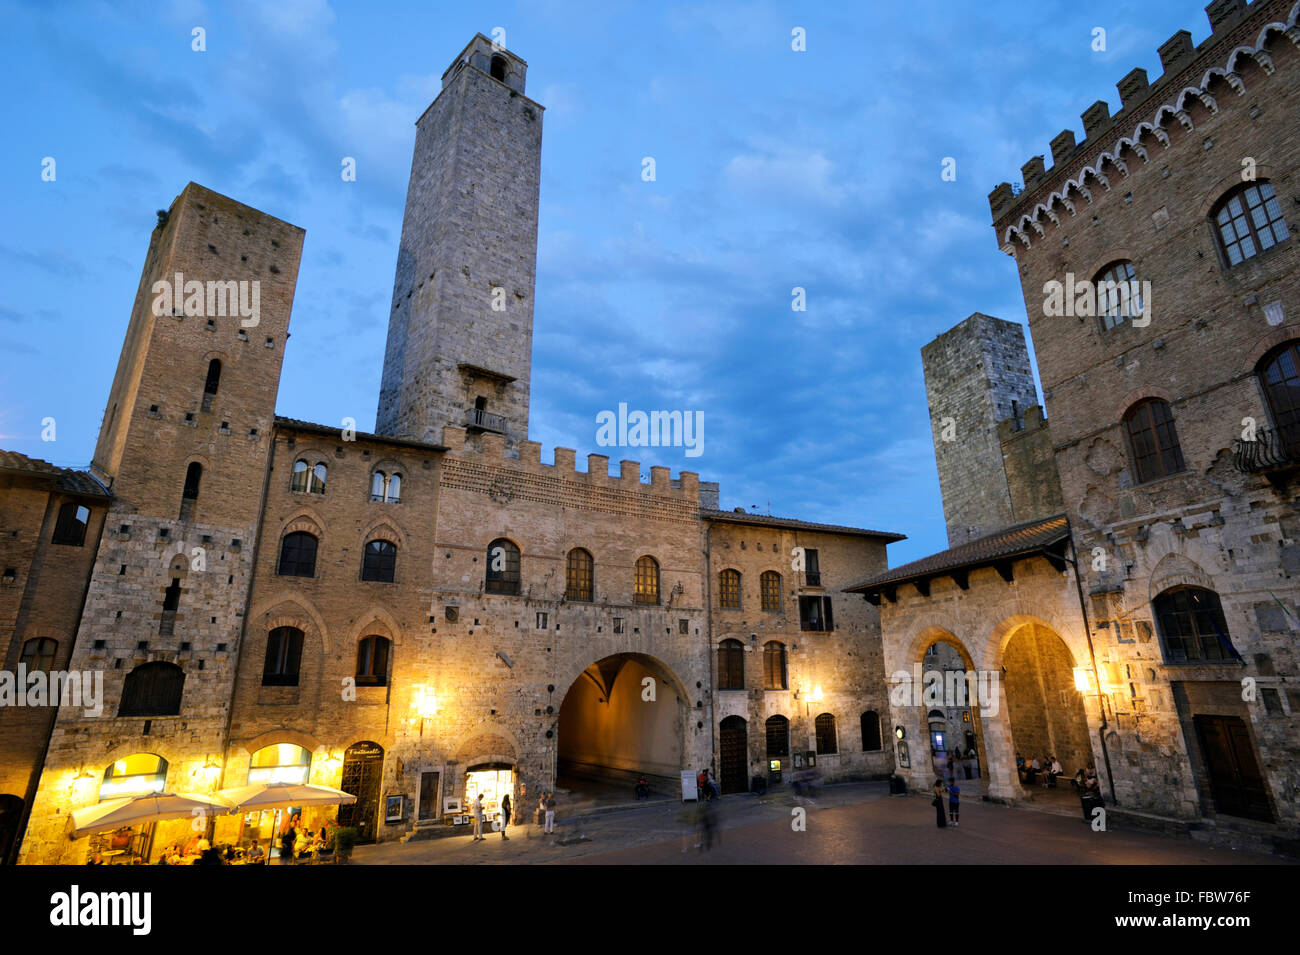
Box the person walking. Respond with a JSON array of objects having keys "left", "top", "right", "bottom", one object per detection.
[
  {"left": 931, "top": 779, "right": 948, "bottom": 828},
  {"left": 543, "top": 792, "right": 556, "bottom": 834},
  {"left": 279, "top": 823, "right": 297, "bottom": 864},
  {"left": 471, "top": 792, "right": 485, "bottom": 842},
  {"left": 499, "top": 793, "right": 512, "bottom": 840},
  {"left": 948, "top": 781, "right": 960, "bottom": 826}
]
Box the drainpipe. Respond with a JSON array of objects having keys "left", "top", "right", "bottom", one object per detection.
[
  {"left": 1063, "top": 528, "right": 1118, "bottom": 806},
  {"left": 703, "top": 520, "right": 716, "bottom": 782}
]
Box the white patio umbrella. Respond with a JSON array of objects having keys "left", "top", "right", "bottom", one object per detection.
[
  {"left": 214, "top": 781, "right": 357, "bottom": 812},
  {"left": 71, "top": 791, "right": 231, "bottom": 838}
]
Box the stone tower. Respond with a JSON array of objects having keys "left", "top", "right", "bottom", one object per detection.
[
  {"left": 375, "top": 35, "right": 544, "bottom": 449},
  {"left": 921, "top": 313, "right": 1041, "bottom": 546},
  {"left": 19, "top": 183, "right": 303, "bottom": 862}
]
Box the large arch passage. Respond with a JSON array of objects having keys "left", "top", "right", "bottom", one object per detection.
[
  {"left": 1001, "top": 621, "right": 1092, "bottom": 792},
  {"left": 557, "top": 653, "right": 686, "bottom": 797},
  {"left": 917, "top": 636, "right": 990, "bottom": 789}
]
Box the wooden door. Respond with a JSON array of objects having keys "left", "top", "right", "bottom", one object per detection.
[
  {"left": 338, "top": 742, "right": 384, "bottom": 843},
  {"left": 1194, "top": 715, "right": 1271, "bottom": 822},
  {"left": 719, "top": 716, "right": 748, "bottom": 794}
]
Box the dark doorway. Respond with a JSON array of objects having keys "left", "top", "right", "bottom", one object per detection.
[
  {"left": 418, "top": 772, "right": 440, "bottom": 822},
  {"left": 0, "top": 795, "right": 23, "bottom": 865},
  {"left": 1194, "top": 715, "right": 1272, "bottom": 821},
  {"left": 719, "top": 716, "right": 748, "bottom": 794},
  {"left": 338, "top": 741, "right": 384, "bottom": 843}
]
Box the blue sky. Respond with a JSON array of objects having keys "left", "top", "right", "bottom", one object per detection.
[{"left": 0, "top": 0, "right": 1216, "bottom": 566}]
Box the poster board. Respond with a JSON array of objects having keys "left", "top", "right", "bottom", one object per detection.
[{"left": 681, "top": 770, "right": 699, "bottom": 802}]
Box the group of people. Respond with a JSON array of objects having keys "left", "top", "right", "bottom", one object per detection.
[
  {"left": 696, "top": 768, "right": 719, "bottom": 801},
  {"left": 469, "top": 791, "right": 557, "bottom": 842},
  {"left": 277, "top": 817, "right": 334, "bottom": 863},
  {"left": 931, "top": 779, "right": 960, "bottom": 827},
  {"left": 1016, "top": 754, "right": 1096, "bottom": 792}
]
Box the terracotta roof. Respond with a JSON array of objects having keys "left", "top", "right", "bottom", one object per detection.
[
  {"left": 0, "top": 449, "right": 111, "bottom": 498},
  {"left": 274, "top": 416, "right": 448, "bottom": 453},
  {"left": 846, "top": 514, "right": 1069, "bottom": 599},
  {"left": 702, "top": 509, "right": 905, "bottom": 542}
]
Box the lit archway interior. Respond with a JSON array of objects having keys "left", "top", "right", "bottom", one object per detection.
[
  {"left": 1002, "top": 622, "right": 1092, "bottom": 783},
  {"left": 557, "top": 653, "right": 685, "bottom": 794},
  {"left": 919, "top": 638, "right": 988, "bottom": 785}
]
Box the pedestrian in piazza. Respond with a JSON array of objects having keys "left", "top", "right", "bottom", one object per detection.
[
  {"left": 543, "top": 792, "right": 556, "bottom": 834},
  {"left": 499, "top": 793, "right": 512, "bottom": 840},
  {"left": 471, "top": 792, "right": 485, "bottom": 842},
  {"left": 931, "top": 779, "right": 948, "bottom": 829},
  {"left": 948, "top": 781, "right": 961, "bottom": 826}
]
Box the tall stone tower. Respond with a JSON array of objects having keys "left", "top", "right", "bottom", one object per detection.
[
  {"left": 19, "top": 183, "right": 303, "bottom": 862},
  {"left": 376, "top": 35, "right": 543, "bottom": 449},
  {"left": 921, "top": 313, "right": 1041, "bottom": 546}
]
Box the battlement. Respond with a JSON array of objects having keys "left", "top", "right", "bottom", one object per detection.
[
  {"left": 996, "top": 403, "right": 1049, "bottom": 442},
  {"left": 990, "top": 0, "right": 1300, "bottom": 251},
  {"left": 439, "top": 425, "right": 702, "bottom": 503}
]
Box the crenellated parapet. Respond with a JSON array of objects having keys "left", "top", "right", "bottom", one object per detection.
[
  {"left": 990, "top": 0, "right": 1300, "bottom": 255},
  {"left": 438, "top": 425, "right": 702, "bottom": 514}
]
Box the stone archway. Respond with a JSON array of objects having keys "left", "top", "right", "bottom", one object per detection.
[{"left": 556, "top": 653, "right": 687, "bottom": 797}]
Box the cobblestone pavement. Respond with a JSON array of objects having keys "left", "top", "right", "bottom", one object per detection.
[{"left": 351, "top": 783, "right": 1293, "bottom": 865}]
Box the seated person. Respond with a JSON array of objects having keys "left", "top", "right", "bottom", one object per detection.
[{"left": 245, "top": 841, "right": 266, "bottom": 864}]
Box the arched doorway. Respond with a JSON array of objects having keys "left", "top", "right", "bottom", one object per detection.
[
  {"left": 915, "top": 636, "right": 989, "bottom": 789},
  {"left": 1001, "top": 621, "right": 1091, "bottom": 792},
  {"left": 719, "top": 716, "right": 748, "bottom": 794},
  {"left": 0, "top": 795, "right": 23, "bottom": 865},
  {"left": 338, "top": 741, "right": 384, "bottom": 843},
  {"left": 557, "top": 653, "right": 685, "bottom": 797}
]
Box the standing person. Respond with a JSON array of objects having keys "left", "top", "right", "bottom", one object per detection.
[
  {"left": 948, "top": 781, "right": 961, "bottom": 826},
  {"left": 537, "top": 793, "right": 546, "bottom": 826},
  {"left": 499, "top": 793, "right": 512, "bottom": 840},
  {"left": 706, "top": 768, "right": 719, "bottom": 800},
  {"left": 279, "top": 823, "right": 296, "bottom": 864},
  {"left": 698, "top": 797, "right": 717, "bottom": 852},
  {"left": 696, "top": 768, "right": 709, "bottom": 801},
  {"left": 931, "top": 779, "right": 948, "bottom": 829},
  {"left": 471, "top": 792, "right": 485, "bottom": 841},
  {"left": 543, "top": 792, "right": 556, "bottom": 834}
]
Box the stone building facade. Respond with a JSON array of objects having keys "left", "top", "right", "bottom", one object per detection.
[
  {"left": 3, "top": 35, "right": 902, "bottom": 863},
  {"left": 856, "top": 0, "right": 1300, "bottom": 854}
]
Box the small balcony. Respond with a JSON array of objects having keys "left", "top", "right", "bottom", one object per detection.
[
  {"left": 465, "top": 408, "right": 506, "bottom": 434},
  {"left": 1233, "top": 427, "right": 1296, "bottom": 475}
]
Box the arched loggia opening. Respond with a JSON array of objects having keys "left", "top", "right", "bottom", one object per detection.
[{"left": 557, "top": 653, "right": 686, "bottom": 800}]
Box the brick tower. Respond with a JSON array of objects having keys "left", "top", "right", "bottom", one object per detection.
[
  {"left": 921, "top": 313, "right": 1041, "bottom": 546},
  {"left": 375, "top": 35, "right": 544, "bottom": 449},
  {"left": 18, "top": 183, "right": 303, "bottom": 862}
]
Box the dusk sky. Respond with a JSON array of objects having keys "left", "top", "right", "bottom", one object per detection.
[{"left": 0, "top": 0, "right": 1217, "bottom": 566}]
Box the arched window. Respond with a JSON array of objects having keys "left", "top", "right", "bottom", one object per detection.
[
  {"left": 370, "top": 471, "right": 386, "bottom": 502},
  {"left": 262, "top": 626, "right": 303, "bottom": 686},
  {"left": 362, "top": 540, "right": 397, "bottom": 582},
  {"left": 118, "top": 661, "right": 185, "bottom": 717},
  {"left": 490, "top": 54, "right": 507, "bottom": 81},
  {"left": 310, "top": 463, "right": 326, "bottom": 494},
  {"left": 485, "top": 538, "right": 520, "bottom": 595},
  {"left": 385, "top": 473, "right": 401, "bottom": 503},
  {"left": 52, "top": 502, "right": 90, "bottom": 546},
  {"left": 99, "top": 754, "right": 167, "bottom": 800},
  {"left": 291, "top": 460, "right": 325, "bottom": 494},
  {"left": 1094, "top": 260, "right": 1142, "bottom": 330},
  {"left": 356, "top": 636, "right": 391, "bottom": 686},
  {"left": 248, "top": 744, "right": 311, "bottom": 785},
  {"left": 1153, "top": 586, "right": 1240, "bottom": 663},
  {"left": 1257, "top": 341, "right": 1300, "bottom": 457},
  {"left": 20, "top": 637, "right": 57, "bottom": 673},
  {"left": 634, "top": 555, "right": 660, "bottom": 605},
  {"left": 1213, "top": 181, "right": 1290, "bottom": 267},
  {"left": 1124, "top": 398, "right": 1185, "bottom": 483},
  {"left": 291, "top": 460, "right": 310, "bottom": 493},
  {"left": 765, "top": 715, "right": 790, "bottom": 757},
  {"left": 201, "top": 359, "right": 221, "bottom": 412},
  {"left": 861, "top": 710, "right": 882, "bottom": 751},
  {"left": 762, "top": 641, "right": 788, "bottom": 690},
  {"left": 760, "top": 570, "right": 782, "bottom": 611},
  {"left": 565, "top": 548, "right": 593, "bottom": 601},
  {"left": 277, "top": 532, "right": 318, "bottom": 577},
  {"left": 717, "top": 638, "right": 744, "bottom": 690},
  {"left": 815, "top": 712, "right": 837, "bottom": 755},
  {"left": 718, "top": 569, "right": 741, "bottom": 609}
]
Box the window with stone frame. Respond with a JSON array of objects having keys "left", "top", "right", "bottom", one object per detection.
[
  {"left": 717, "top": 638, "right": 744, "bottom": 690},
  {"left": 277, "top": 531, "right": 318, "bottom": 577},
  {"left": 760, "top": 570, "right": 782, "bottom": 611},
  {"left": 485, "top": 538, "right": 521, "bottom": 595},
  {"left": 355, "top": 635, "right": 390, "bottom": 686},
  {"left": 1124, "top": 398, "right": 1185, "bottom": 484},
  {"left": 118, "top": 661, "right": 185, "bottom": 717},
  {"left": 566, "top": 548, "right": 593, "bottom": 601},
  {"left": 362, "top": 539, "right": 397, "bottom": 583},
  {"left": 763, "top": 641, "right": 788, "bottom": 690},
  {"left": 815, "top": 712, "right": 837, "bottom": 755},
  {"left": 634, "top": 555, "right": 660, "bottom": 605},
  {"left": 371, "top": 470, "right": 402, "bottom": 503},
  {"left": 798, "top": 595, "right": 834, "bottom": 631},
  {"left": 180, "top": 462, "right": 202, "bottom": 520},
  {"left": 1094, "top": 260, "right": 1142, "bottom": 331},
  {"left": 291, "top": 460, "right": 327, "bottom": 494},
  {"left": 201, "top": 359, "right": 221, "bottom": 413},
  {"left": 861, "top": 710, "right": 882, "bottom": 751},
  {"left": 1257, "top": 340, "right": 1300, "bottom": 458},
  {"left": 719, "top": 569, "right": 741, "bottom": 609},
  {"left": 19, "top": 637, "right": 57, "bottom": 673},
  {"left": 1152, "top": 586, "right": 1240, "bottom": 664},
  {"left": 52, "top": 502, "right": 90, "bottom": 546},
  {"left": 1213, "top": 180, "right": 1290, "bottom": 267},
  {"left": 262, "top": 627, "right": 303, "bottom": 686}
]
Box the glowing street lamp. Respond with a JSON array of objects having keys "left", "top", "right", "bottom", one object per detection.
[
  {"left": 412, "top": 686, "right": 438, "bottom": 736},
  {"left": 1072, "top": 667, "right": 1096, "bottom": 693}
]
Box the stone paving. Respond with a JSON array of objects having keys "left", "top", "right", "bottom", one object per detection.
[{"left": 351, "top": 782, "right": 1294, "bottom": 866}]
